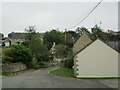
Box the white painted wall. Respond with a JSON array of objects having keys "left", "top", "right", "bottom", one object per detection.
[
  {"left": 76, "top": 39, "right": 119, "bottom": 78},
  {"left": 5, "top": 42, "right": 10, "bottom": 47}
]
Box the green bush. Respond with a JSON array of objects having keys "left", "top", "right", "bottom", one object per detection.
[
  {"left": 34, "top": 61, "right": 46, "bottom": 69},
  {"left": 34, "top": 64, "right": 41, "bottom": 69},
  {"left": 65, "top": 57, "right": 74, "bottom": 69},
  {"left": 38, "top": 61, "right": 45, "bottom": 66},
  {"left": 21, "top": 40, "right": 30, "bottom": 47},
  {"left": 4, "top": 45, "right": 33, "bottom": 67}
]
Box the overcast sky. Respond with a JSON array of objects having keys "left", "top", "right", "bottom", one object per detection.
[{"left": 1, "top": 1, "right": 119, "bottom": 37}]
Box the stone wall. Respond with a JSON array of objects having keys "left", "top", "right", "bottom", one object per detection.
[{"left": 2, "top": 62, "right": 27, "bottom": 72}]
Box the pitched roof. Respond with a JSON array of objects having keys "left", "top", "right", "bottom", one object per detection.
[
  {"left": 8, "top": 32, "right": 44, "bottom": 39},
  {"left": 105, "top": 41, "right": 120, "bottom": 53},
  {"left": 75, "top": 39, "right": 120, "bottom": 56},
  {"left": 73, "top": 33, "right": 93, "bottom": 55}
]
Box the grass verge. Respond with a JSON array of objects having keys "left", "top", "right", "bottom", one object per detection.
[
  {"left": 50, "top": 67, "right": 74, "bottom": 78},
  {"left": 50, "top": 67, "right": 119, "bottom": 80}
]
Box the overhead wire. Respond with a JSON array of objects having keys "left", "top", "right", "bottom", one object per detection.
[{"left": 68, "top": 0, "right": 103, "bottom": 30}]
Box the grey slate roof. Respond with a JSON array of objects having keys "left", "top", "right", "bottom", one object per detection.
[
  {"left": 105, "top": 41, "right": 120, "bottom": 53},
  {"left": 8, "top": 32, "right": 44, "bottom": 39}
]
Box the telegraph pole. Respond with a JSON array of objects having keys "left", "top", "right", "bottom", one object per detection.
[{"left": 64, "top": 29, "right": 67, "bottom": 58}]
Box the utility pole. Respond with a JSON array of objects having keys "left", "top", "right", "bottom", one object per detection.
[{"left": 64, "top": 29, "right": 67, "bottom": 58}]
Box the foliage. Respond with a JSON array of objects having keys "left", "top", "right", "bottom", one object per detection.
[
  {"left": 65, "top": 31, "right": 80, "bottom": 47},
  {"left": 54, "top": 44, "right": 73, "bottom": 58},
  {"left": 2, "top": 56, "right": 14, "bottom": 64},
  {"left": 76, "top": 27, "right": 90, "bottom": 36},
  {"left": 23, "top": 26, "right": 50, "bottom": 67},
  {"left": 50, "top": 67, "right": 74, "bottom": 78},
  {"left": 65, "top": 57, "right": 74, "bottom": 69},
  {"left": 66, "top": 47, "right": 73, "bottom": 58},
  {"left": 33, "top": 61, "right": 46, "bottom": 69},
  {"left": 25, "top": 26, "right": 37, "bottom": 41},
  {"left": 65, "top": 31, "right": 79, "bottom": 39},
  {"left": 4, "top": 45, "right": 32, "bottom": 67},
  {"left": 29, "top": 39, "right": 50, "bottom": 62},
  {"left": 43, "top": 30, "right": 64, "bottom": 50},
  {"left": 63, "top": 31, "right": 79, "bottom": 48},
  {"left": 65, "top": 33, "right": 74, "bottom": 48},
  {"left": 55, "top": 44, "right": 65, "bottom": 58},
  {"left": 21, "top": 40, "right": 30, "bottom": 47},
  {"left": 34, "top": 64, "right": 41, "bottom": 69},
  {"left": 91, "top": 24, "right": 104, "bottom": 40}
]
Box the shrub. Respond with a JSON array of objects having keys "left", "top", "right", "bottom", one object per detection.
[
  {"left": 29, "top": 58, "right": 37, "bottom": 68},
  {"left": 3, "top": 56, "right": 14, "bottom": 63},
  {"left": 34, "top": 64, "right": 41, "bottom": 69},
  {"left": 65, "top": 57, "right": 74, "bottom": 69},
  {"left": 4, "top": 45, "right": 32, "bottom": 67},
  {"left": 34, "top": 61, "right": 46, "bottom": 69},
  {"left": 21, "top": 40, "right": 30, "bottom": 47},
  {"left": 38, "top": 61, "right": 45, "bottom": 66}
]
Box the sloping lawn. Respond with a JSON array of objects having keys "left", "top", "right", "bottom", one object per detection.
[{"left": 50, "top": 67, "right": 74, "bottom": 78}]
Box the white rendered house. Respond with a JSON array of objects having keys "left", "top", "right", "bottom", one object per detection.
[{"left": 74, "top": 39, "right": 119, "bottom": 78}]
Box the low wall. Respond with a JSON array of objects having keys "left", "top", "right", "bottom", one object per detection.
[{"left": 2, "top": 62, "right": 27, "bottom": 72}]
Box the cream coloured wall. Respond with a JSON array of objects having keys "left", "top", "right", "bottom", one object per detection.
[{"left": 76, "top": 39, "right": 119, "bottom": 78}]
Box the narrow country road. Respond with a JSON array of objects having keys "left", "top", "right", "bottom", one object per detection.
[{"left": 2, "top": 67, "right": 110, "bottom": 88}]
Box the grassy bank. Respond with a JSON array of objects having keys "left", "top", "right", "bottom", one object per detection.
[{"left": 50, "top": 67, "right": 74, "bottom": 78}]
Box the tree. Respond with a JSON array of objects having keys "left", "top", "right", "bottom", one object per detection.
[
  {"left": 23, "top": 26, "right": 50, "bottom": 61},
  {"left": 65, "top": 31, "right": 79, "bottom": 39},
  {"left": 91, "top": 24, "right": 104, "bottom": 40},
  {"left": 76, "top": 27, "right": 90, "bottom": 36},
  {"left": 25, "top": 26, "right": 37, "bottom": 41},
  {"left": 65, "top": 33, "right": 74, "bottom": 48},
  {"left": 43, "top": 30, "right": 64, "bottom": 50},
  {"left": 64, "top": 31, "right": 79, "bottom": 48},
  {"left": 29, "top": 39, "right": 50, "bottom": 62}
]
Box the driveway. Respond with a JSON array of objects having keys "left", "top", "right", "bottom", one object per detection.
[{"left": 2, "top": 67, "right": 110, "bottom": 88}]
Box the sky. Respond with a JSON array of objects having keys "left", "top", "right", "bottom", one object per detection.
[{"left": 0, "top": 0, "right": 119, "bottom": 37}]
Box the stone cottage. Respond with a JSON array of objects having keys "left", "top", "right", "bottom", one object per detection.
[{"left": 8, "top": 32, "right": 44, "bottom": 45}]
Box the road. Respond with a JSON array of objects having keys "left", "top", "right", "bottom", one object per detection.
[{"left": 2, "top": 67, "right": 110, "bottom": 88}]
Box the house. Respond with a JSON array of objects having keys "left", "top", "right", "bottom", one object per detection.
[
  {"left": 73, "top": 33, "right": 93, "bottom": 55},
  {"left": 74, "top": 38, "right": 119, "bottom": 78},
  {"left": 0, "top": 38, "right": 11, "bottom": 47},
  {"left": 50, "top": 42, "right": 62, "bottom": 65},
  {"left": 5, "top": 39, "right": 11, "bottom": 47},
  {"left": 73, "top": 33, "right": 93, "bottom": 76},
  {"left": 107, "top": 30, "right": 120, "bottom": 36},
  {"left": 8, "top": 32, "right": 44, "bottom": 45}
]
